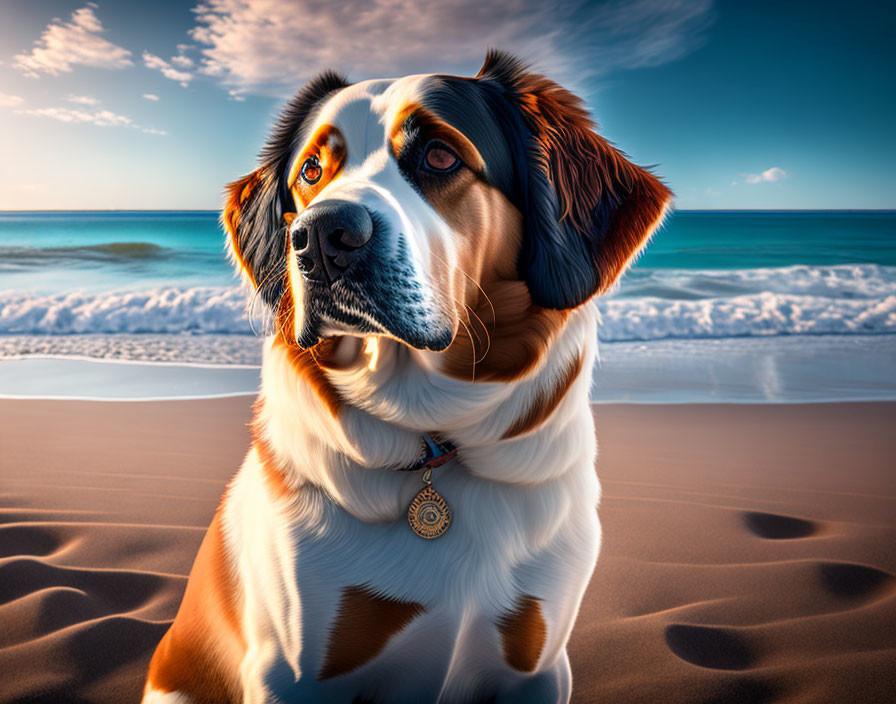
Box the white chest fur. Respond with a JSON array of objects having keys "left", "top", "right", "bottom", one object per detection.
[{"left": 224, "top": 307, "right": 602, "bottom": 702}]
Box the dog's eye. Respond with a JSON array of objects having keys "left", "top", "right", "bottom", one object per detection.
[
  {"left": 422, "top": 141, "right": 460, "bottom": 173},
  {"left": 300, "top": 157, "right": 322, "bottom": 185}
]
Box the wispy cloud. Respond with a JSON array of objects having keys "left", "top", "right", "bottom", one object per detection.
[
  {"left": 0, "top": 92, "right": 25, "bottom": 107},
  {"left": 185, "top": 0, "right": 714, "bottom": 97},
  {"left": 67, "top": 94, "right": 99, "bottom": 106},
  {"left": 13, "top": 4, "right": 133, "bottom": 78},
  {"left": 15, "top": 101, "right": 166, "bottom": 136},
  {"left": 143, "top": 93, "right": 160, "bottom": 101},
  {"left": 744, "top": 167, "right": 788, "bottom": 184},
  {"left": 15, "top": 106, "right": 133, "bottom": 127},
  {"left": 142, "top": 51, "right": 193, "bottom": 86}
]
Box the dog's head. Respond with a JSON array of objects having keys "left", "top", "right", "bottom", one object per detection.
[{"left": 225, "top": 51, "right": 670, "bottom": 369}]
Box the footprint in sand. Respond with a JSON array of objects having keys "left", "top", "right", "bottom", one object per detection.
[
  {"left": 739, "top": 514, "right": 893, "bottom": 600},
  {"left": 818, "top": 562, "right": 893, "bottom": 600},
  {"left": 743, "top": 511, "right": 816, "bottom": 539},
  {"left": 665, "top": 625, "right": 779, "bottom": 703},
  {"left": 664, "top": 624, "right": 755, "bottom": 670}
]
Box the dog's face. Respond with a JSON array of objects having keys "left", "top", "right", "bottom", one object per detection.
[{"left": 225, "top": 52, "right": 671, "bottom": 371}]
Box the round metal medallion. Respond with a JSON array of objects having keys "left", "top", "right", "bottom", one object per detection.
[{"left": 407, "top": 485, "right": 452, "bottom": 539}]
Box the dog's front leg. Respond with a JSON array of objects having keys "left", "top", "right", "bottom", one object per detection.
[{"left": 495, "top": 652, "right": 572, "bottom": 704}]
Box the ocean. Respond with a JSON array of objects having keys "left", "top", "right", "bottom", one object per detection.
[{"left": 1, "top": 210, "right": 894, "bottom": 402}]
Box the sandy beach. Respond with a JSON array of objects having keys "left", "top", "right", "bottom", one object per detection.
[{"left": 0, "top": 398, "right": 894, "bottom": 703}]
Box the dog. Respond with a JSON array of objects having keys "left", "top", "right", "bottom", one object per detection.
[{"left": 143, "top": 50, "right": 670, "bottom": 704}]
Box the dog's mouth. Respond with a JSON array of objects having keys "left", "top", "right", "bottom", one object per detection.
[
  {"left": 288, "top": 209, "right": 455, "bottom": 352},
  {"left": 293, "top": 278, "right": 455, "bottom": 354}
]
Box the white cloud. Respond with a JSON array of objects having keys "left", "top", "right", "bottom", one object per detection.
[
  {"left": 16, "top": 106, "right": 132, "bottom": 127},
  {"left": 143, "top": 51, "right": 193, "bottom": 86},
  {"left": 744, "top": 167, "right": 788, "bottom": 184},
  {"left": 185, "top": 0, "right": 714, "bottom": 96},
  {"left": 143, "top": 93, "right": 160, "bottom": 101},
  {"left": 13, "top": 4, "right": 133, "bottom": 78},
  {"left": 171, "top": 54, "right": 195, "bottom": 68},
  {"left": 16, "top": 103, "right": 167, "bottom": 136},
  {"left": 67, "top": 94, "right": 99, "bottom": 105},
  {"left": 0, "top": 92, "right": 25, "bottom": 107}
]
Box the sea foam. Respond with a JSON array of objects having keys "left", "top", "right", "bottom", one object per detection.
[
  {"left": 0, "top": 287, "right": 256, "bottom": 335},
  {"left": 598, "top": 292, "right": 896, "bottom": 341},
  {"left": 1, "top": 264, "right": 894, "bottom": 341}
]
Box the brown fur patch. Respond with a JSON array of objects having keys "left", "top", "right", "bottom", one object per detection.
[
  {"left": 441, "top": 280, "right": 568, "bottom": 382},
  {"left": 288, "top": 124, "right": 347, "bottom": 208},
  {"left": 146, "top": 510, "right": 244, "bottom": 702},
  {"left": 502, "top": 352, "right": 583, "bottom": 439},
  {"left": 250, "top": 398, "right": 295, "bottom": 500},
  {"left": 497, "top": 595, "right": 547, "bottom": 673},
  {"left": 319, "top": 585, "right": 426, "bottom": 680},
  {"left": 272, "top": 293, "right": 344, "bottom": 417},
  {"left": 223, "top": 170, "right": 263, "bottom": 286},
  {"left": 421, "top": 169, "right": 566, "bottom": 382}
]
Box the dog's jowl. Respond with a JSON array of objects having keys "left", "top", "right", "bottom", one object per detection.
[{"left": 143, "top": 51, "right": 671, "bottom": 704}]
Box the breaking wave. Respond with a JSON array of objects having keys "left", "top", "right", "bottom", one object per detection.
[
  {"left": 598, "top": 292, "right": 896, "bottom": 341},
  {"left": 1, "top": 264, "right": 894, "bottom": 341},
  {"left": 0, "top": 287, "right": 256, "bottom": 335},
  {"left": 599, "top": 264, "right": 896, "bottom": 341}
]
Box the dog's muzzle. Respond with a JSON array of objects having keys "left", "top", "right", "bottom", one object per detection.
[{"left": 291, "top": 200, "right": 373, "bottom": 286}]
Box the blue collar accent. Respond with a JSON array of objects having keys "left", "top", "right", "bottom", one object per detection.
[{"left": 397, "top": 432, "right": 457, "bottom": 472}]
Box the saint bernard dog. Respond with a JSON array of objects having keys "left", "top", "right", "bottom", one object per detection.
[{"left": 143, "top": 51, "right": 671, "bottom": 704}]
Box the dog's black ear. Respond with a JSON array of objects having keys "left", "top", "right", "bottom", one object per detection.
[
  {"left": 223, "top": 167, "right": 286, "bottom": 307},
  {"left": 223, "top": 70, "right": 350, "bottom": 307},
  {"left": 477, "top": 51, "right": 672, "bottom": 309}
]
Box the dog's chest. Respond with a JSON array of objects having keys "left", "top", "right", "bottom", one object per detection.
[{"left": 226, "top": 458, "right": 599, "bottom": 702}]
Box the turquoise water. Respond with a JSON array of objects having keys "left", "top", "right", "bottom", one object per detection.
[
  {"left": 641, "top": 211, "right": 896, "bottom": 269},
  {"left": 0, "top": 209, "right": 894, "bottom": 401},
  {"left": 0, "top": 211, "right": 236, "bottom": 292},
  {"left": 0, "top": 209, "right": 894, "bottom": 341},
  {"left": 1, "top": 210, "right": 894, "bottom": 294}
]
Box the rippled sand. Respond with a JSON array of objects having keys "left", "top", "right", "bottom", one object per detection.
[{"left": 0, "top": 400, "right": 893, "bottom": 702}]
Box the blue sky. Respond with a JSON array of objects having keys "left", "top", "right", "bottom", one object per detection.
[{"left": 0, "top": 0, "right": 893, "bottom": 210}]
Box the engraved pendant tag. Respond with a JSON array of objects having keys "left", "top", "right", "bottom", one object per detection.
[{"left": 407, "top": 473, "right": 452, "bottom": 539}]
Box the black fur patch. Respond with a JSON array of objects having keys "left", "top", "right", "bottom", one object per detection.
[{"left": 231, "top": 71, "right": 351, "bottom": 307}]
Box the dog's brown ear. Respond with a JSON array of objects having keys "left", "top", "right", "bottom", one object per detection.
[{"left": 477, "top": 51, "right": 672, "bottom": 309}]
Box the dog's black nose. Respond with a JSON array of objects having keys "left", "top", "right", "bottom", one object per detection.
[{"left": 291, "top": 200, "right": 373, "bottom": 285}]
